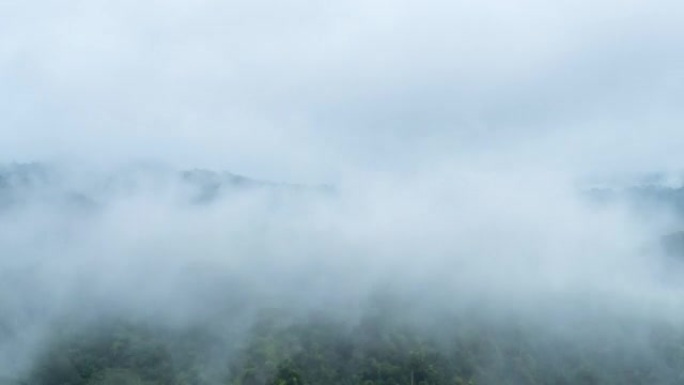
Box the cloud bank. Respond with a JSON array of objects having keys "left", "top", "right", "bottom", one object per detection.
[
  {"left": 1, "top": 0, "right": 683, "bottom": 180},
  {"left": 1, "top": 0, "right": 684, "bottom": 382}
]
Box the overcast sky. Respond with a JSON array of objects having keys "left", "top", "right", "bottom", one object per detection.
[{"left": 1, "top": 0, "right": 683, "bottom": 181}]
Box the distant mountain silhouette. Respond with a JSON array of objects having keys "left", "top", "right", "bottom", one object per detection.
[{"left": 0, "top": 162, "right": 332, "bottom": 210}]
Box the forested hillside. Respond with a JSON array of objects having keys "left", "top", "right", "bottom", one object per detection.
[{"left": 22, "top": 301, "right": 684, "bottom": 385}]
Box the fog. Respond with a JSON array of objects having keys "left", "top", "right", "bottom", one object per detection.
[
  {"left": 2, "top": 0, "right": 684, "bottom": 384},
  {"left": 1, "top": 162, "right": 683, "bottom": 382},
  {"left": 2, "top": 0, "right": 684, "bottom": 180}
]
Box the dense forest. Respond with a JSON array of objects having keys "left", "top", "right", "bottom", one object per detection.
[{"left": 16, "top": 298, "right": 684, "bottom": 385}]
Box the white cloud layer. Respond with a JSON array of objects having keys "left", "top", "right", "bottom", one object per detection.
[
  {"left": 1, "top": 0, "right": 683, "bottom": 181},
  {"left": 1, "top": 2, "right": 684, "bottom": 377}
]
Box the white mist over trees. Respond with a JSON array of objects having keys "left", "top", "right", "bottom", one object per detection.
[
  {"left": 1, "top": 163, "right": 684, "bottom": 384},
  {"left": 2, "top": 0, "right": 684, "bottom": 384}
]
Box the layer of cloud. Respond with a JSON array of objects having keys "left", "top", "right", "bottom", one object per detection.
[
  {"left": 1, "top": 1, "right": 684, "bottom": 380},
  {"left": 1, "top": 0, "right": 683, "bottom": 180}
]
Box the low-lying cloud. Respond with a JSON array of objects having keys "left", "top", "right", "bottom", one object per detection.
[
  {"left": 2, "top": 0, "right": 684, "bottom": 382},
  {"left": 1, "top": 163, "right": 683, "bottom": 379}
]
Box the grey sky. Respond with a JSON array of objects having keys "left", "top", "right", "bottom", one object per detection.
[{"left": 1, "top": 0, "right": 683, "bottom": 181}]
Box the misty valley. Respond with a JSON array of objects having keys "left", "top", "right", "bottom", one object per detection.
[{"left": 2, "top": 163, "right": 684, "bottom": 385}]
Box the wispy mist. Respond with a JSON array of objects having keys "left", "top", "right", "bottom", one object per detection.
[
  {"left": 1, "top": 162, "right": 683, "bottom": 382},
  {"left": 2, "top": 1, "right": 684, "bottom": 384}
]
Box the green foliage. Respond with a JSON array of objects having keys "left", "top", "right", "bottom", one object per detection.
[
  {"left": 23, "top": 310, "right": 684, "bottom": 385},
  {"left": 87, "top": 369, "right": 157, "bottom": 385},
  {"left": 268, "top": 362, "right": 303, "bottom": 385}
]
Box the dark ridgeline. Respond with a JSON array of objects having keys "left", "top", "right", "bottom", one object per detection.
[{"left": 0, "top": 162, "right": 332, "bottom": 211}]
